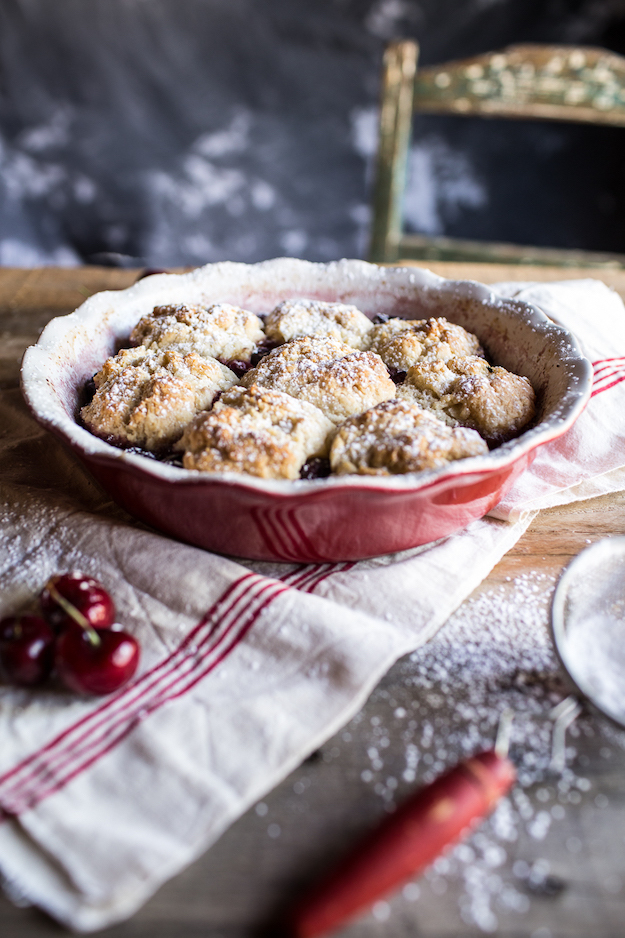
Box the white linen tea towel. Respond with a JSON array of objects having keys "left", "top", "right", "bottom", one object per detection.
[{"left": 0, "top": 278, "right": 624, "bottom": 931}]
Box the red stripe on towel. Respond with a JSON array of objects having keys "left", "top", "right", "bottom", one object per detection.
[
  {"left": 590, "top": 358, "right": 625, "bottom": 397},
  {"left": 0, "top": 575, "right": 287, "bottom": 817}
]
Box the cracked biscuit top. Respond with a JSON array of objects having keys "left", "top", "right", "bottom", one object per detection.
[
  {"left": 398, "top": 355, "right": 536, "bottom": 443},
  {"left": 264, "top": 298, "right": 373, "bottom": 349},
  {"left": 130, "top": 302, "right": 265, "bottom": 363},
  {"left": 241, "top": 335, "right": 396, "bottom": 424},
  {"left": 176, "top": 384, "right": 334, "bottom": 480},
  {"left": 367, "top": 317, "right": 483, "bottom": 372},
  {"left": 81, "top": 346, "right": 237, "bottom": 452},
  {"left": 330, "top": 399, "right": 488, "bottom": 476}
]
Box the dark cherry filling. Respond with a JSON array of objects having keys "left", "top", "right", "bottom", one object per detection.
[
  {"left": 121, "top": 444, "right": 188, "bottom": 467},
  {"left": 222, "top": 358, "right": 252, "bottom": 378},
  {"left": 125, "top": 446, "right": 160, "bottom": 460},
  {"left": 122, "top": 446, "right": 185, "bottom": 467},
  {"left": 250, "top": 338, "right": 279, "bottom": 367},
  {"left": 80, "top": 375, "right": 97, "bottom": 408},
  {"left": 160, "top": 451, "right": 184, "bottom": 467},
  {"left": 125, "top": 446, "right": 184, "bottom": 467},
  {"left": 220, "top": 337, "right": 280, "bottom": 376},
  {"left": 300, "top": 457, "right": 331, "bottom": 480},
  {"left": 388, "top": 367, "right": 407, "bottom": 385},
  {"left": 372, "top": 312, "right": 402, "bottom": 324}
]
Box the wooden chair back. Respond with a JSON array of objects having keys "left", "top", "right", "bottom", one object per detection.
[{"left": 370, "top": 41, "right": 625, "bottom": 267}]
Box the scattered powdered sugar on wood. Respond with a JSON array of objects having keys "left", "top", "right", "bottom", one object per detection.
[{"left": 274, "top": 570, "right": 625, "bottom": 933}]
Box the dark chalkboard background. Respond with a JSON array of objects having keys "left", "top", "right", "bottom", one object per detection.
[{"left": 1, "top": 0, "right": 624, "bottom": 268}]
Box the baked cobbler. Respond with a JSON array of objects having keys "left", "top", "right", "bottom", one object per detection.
[
  {"left": 81, "top": 346, "right": 237, "bottom": 452},
  {"left": 265, "top": 299, "right": 373, "bottom": 349},
  {"left": 80, "top": 296, "right": 536, "bottom": 478},
  {"left": 330, "top": 399, "right": 488, "bottom": 475},
  {"left": 176, "top": 385, "right": 333, "bottom": 480}
]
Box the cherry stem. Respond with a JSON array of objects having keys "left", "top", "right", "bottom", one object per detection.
[{"left": 46, "top": 580, "right": 101, "bottom": 646}]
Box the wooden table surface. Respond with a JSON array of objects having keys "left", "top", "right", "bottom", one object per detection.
[{"left": 2, "top": 263, "right": 625, "bottom": 938}]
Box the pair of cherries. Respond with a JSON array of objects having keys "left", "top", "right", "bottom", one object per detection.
[{"left": 0, "top": 573, "right": 140, "bottom": 695}]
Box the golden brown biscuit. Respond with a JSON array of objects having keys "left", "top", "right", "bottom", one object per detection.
[
  {"left": 265, "top": 298, "right": 373, "bottom": 349},
  {"left": 242, "top": 334, "right": 353, "bottom": 385},
  {"left": 242, "top": 336, "right": 396, "bottom": 423},
  {"left": 81, "top": 346, "right": 237, "bottom": 451},
  {"left": 367, "top": 317, "right": 482, "bottom": 372},
  {"left": 330, "top": 399, "right": 488, "bottom": 475},
  {"left": 130, "top": 302, "right": 265, "bottom": 363},
  {"left": 177, "top": 384, "right": 334, "bottom": 480},
  {"left": 398, "top": 355, "right": 536, "bottom": 443}
]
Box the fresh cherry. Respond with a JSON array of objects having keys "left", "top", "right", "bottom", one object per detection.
[
  {"left": 55, "top": 626, "right": 140, "bottom": 695},
  {"left": 40, "top": 573, "right": 116, "bottom": 633},
  {"left": 0, "top": 615, "right": 55, "bottom": 686}
]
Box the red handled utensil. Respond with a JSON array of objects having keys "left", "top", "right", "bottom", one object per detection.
[{"left": 288, "top": 712, "right": 516, "bottom": 938}]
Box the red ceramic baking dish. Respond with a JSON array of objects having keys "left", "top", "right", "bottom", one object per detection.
[{"left": 21, "top": 258, "right": 592, "bottom": 562}]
